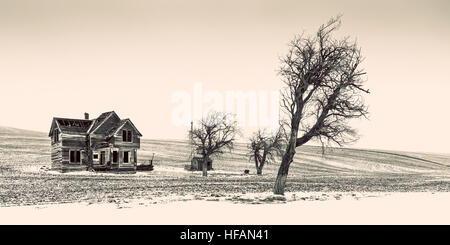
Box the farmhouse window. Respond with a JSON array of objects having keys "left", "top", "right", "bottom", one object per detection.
[
  {"left": 134, "top": 150, "right": 137, "bottom": 163},
  {"left": 93, "top": 154, "right": 98, "bottom": 160},
  {"left": 53, "top": 129, "right": 59, "bottom": 142},
  {"left": 122, "top": 130, "right": 132, "bottom": 142},
  {"left": 124, "top": 151, "right": 129, "bottom": 163},
  {"left": 113, "top": 151, "right": 118, "bottom": 163},
  {"left": 70, "top": 150, "right": 81, "bottom": 163},
  {"left": 127, "top": 130, "right": 132, "bottom": 142}
]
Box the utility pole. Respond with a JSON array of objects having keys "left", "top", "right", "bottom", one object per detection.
[{"left": 188, "top": 121, "right": 194, "bottom": 161}]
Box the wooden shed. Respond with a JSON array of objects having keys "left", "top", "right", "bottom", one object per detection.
[{"left": 190, "top": 157, "right": 213, "bottom": 171}]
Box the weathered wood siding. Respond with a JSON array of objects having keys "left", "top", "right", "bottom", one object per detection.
[
  {"left": 51, "top": 140, "right": 62, "bottom": 170},
  {"left": 90, "top": 135, "right": 110, "bottom": 149},
  {"left": 61, "top": 135, "right": 86, "bottom": 148},
  {"left": 50, "top": 134, "right": 86, "bottom": 171}
]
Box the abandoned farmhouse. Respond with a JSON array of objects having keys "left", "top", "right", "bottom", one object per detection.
[{"left": 48, "top": 111, "right": 142, "bottom": 172}]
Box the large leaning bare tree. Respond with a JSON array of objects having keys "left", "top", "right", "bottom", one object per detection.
[
  {"left": 274, "top": 16, "right": 369, "bottom": 195},
  {"left": 191, "top": 111, "right": 238, "bottom": 177}
]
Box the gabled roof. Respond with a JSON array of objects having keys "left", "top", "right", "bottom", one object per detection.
[
  {"left": 103, "top": 119, "right": 127, "bottom": 137},
  {"left": 111, "top": 119, "right": 143, "bottom": 137},
  {"left": 50, "top": 117, "right": 93, "bottom": 136},
  {"left": 88, "top": 111, "right": 117, "bottom": 134}
]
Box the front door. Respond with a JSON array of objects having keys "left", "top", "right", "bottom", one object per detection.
[
  {"left": 112, "top": 151, "right": 118, "bottom": 164},
  {"left": 123, "top": 151, "right": 129, "bottom": 163},
  {"left": 100, "top": 151, "right": 105, "bottom": 165}
]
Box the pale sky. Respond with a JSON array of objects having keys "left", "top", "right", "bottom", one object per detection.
[{"left": 0, "top": 0, "right": 449, "bottom": 153}]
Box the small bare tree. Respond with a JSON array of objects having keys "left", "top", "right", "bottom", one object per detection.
[
  {"left": 191, "top": 111, "right": 238, "bottom": 177},
  {"left": 248, "top": 128, "right": 285, "bottom": 175},
  {"left": 274, "top": 16, "right": 369, "bottom": 194}
]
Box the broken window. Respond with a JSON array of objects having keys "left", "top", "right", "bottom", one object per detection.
[
  {"left": 122, "top": 130, "right": 127, "bottom": 141},
  {"left": 70, "top": 150, "right": 81, "bottom": 163},
  {"left": 127, "top": 130, "right": 132, "bottom": 142},
  {"left": 53, "top": 129, "right": 59, "bottom": 142}
]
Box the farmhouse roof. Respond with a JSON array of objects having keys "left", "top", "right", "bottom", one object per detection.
[
  {"left": 51, "top": 118, "right": 93, "bottom": 136},
  {"left": 108, "top": 119, "right": 142, "bottom": 137},
  {"left": 88, "top": 111, "right": 116, "bottom": 134},
  {"left": 49, "top": 111, "right": 142, "bottom": 137}
]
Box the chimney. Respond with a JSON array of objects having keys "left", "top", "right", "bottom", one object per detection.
[{"left": 84, "top": 112, "right": 89, "bottom": 120}]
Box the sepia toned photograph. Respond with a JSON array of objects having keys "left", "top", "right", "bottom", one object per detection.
[{"left": 0, "top": 0, "right": 450, "bottom": 228}]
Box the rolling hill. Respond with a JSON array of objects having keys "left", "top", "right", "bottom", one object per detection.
[{"left": 1, "top": 125, "right": 450, "bottom": 206}]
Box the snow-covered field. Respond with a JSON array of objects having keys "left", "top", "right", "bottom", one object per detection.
[
  {"left": 2, "top": 192, "right": 450, "bottom": 225},
  {"left": 1, "top": 126, "right": 450, "bottom": 224}
]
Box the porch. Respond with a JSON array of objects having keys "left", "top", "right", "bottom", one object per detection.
[{"left": 90, "top": 146, "right": 138, "bottom": 172}]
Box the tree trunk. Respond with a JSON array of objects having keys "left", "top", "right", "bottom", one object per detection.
[
  {"left": 256, "top": 167, "right": 262, "bottom": 175},
  {"left": 202, "top": 156, "right": 208, "bottom": 177},
  {"left": 257, "top": 151, "right": 267, "bottom": 176},
  {"left": 274, "top": 107, "right": 301, "bottom": 195},
  {"left": 254, "top": 153, "right": 261, "bottom": 175},
  {"left": 273, "top": 145, "right": 295, "bottom": 194},
  {"left": 274, "top": 131, "right": 297, "bottom": 195},
  {"left": 273, "top": 164, "right": 289, "bottom": 195}
]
